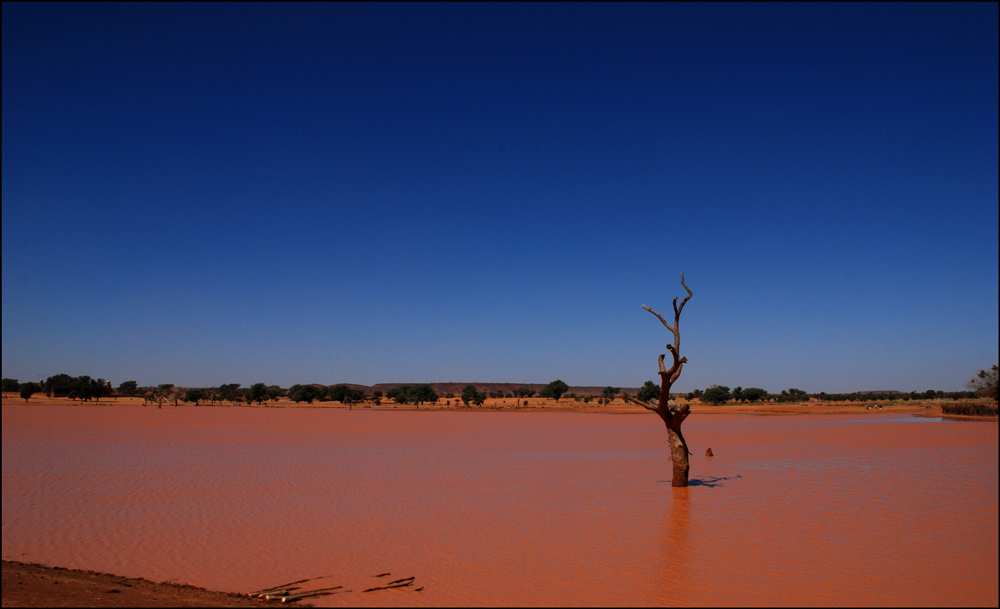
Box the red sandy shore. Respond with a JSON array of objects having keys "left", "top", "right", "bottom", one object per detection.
[
  {"left": 1, "top": 561, "right": 269, "bottom": 608},
  {"left": 2, "top": 392, "right": 976, "bottom": 416}
]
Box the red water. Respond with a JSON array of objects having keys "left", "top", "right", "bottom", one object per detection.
[{"left": 2, "top": 405, "right": 997, "bottom": 606}]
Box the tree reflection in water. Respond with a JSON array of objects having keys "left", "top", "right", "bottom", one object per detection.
[{"left": 655, "top": 486, "right": 692, "bottom": 604}]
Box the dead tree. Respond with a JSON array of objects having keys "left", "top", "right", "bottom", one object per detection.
[{"left": 625, "top": 273, "right": 693, "bottom": 487}]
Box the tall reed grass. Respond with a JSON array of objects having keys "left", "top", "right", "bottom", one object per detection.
[{"left": 940, "top": 402, "right": 998, "bottom": 417}]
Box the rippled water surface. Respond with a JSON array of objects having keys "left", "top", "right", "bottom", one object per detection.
[{"left": 3, "top": 405, "right": 997, "bottom": 606}]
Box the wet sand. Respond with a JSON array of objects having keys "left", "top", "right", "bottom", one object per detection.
[
  {"left": 2, "top": 560, "right": 266, "bottom": 607},
  {"left": 3, "top": 402, "right": 997, "bottom": 606}
]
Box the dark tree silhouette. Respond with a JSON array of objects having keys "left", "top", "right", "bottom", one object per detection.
[
  {"left": 407, "top": 384, "right": 439, "bottom": 405},
  {"left": 540, "top": 379, "right": 569, "bottom": 402},
  {"left": 741, "top": 387, "right": 768, "bottom": 403},
  {"left": 219, "top": 384, "right": 241, "bottom": 403},
  {"left": 290, "top": 384, "right": 322, "bottom": 403},
  {"left": 19, "top": 382, "right": 40, "bottom": 403},
  {"left": 461, "top": 384, "right": 486, "bottom": 406},
  {"left": 249, "top": 383, "right": 268, "bottom": 405},
  {"left": 184, "top": 388, "right": 207, "bottom": 405},
  {"left": 602, "top": 386, "right": 621, "bottom": 404},
  {"left": 625, "top": 273, "right": 694, "bottom": 487},
  {"left": 702, "top": 385, "right": 731, "bottom": 405},
  {"left": 636, "top": 381, "right": 660, "bottom": 403}
]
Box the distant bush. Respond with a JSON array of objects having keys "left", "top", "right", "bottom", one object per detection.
[
  {"left": 117, "top": 380, "right": 138, "bottom": 396},
  {"left": 702, "top": 385, "right": 731, "bottom": 405},
  {"left": 19, "top": 382, "right": 40, "bottom": 402},
  {"left": 777, "top": 388, "right": 809, "bottom": 403},
  {"left": 329, "top": 384, "right": 366, "bottom": 404},
  {"left": 741, "top": 387, "right": 769, "bottom": 403},
  {"left": 290, "top": 384, "right": 322, "bottom": 404},
  {"left": 539, "top": 379, "right": 569, "bottom": 401},
  {"left": 248, "top": 383, "right": 269, "bottom": 405},
  {"left": 386, "top": 387, "right": 407, "bottom": 403},
  {"left": 602, "top": 386, "right": 620, "bottom": 404},
  {"left": 219, "top": 383, "right": 242, "bottom": 402},
  {"left": 183, "top": 389, "right": 206, "bottom": 405},
  {"left": 637, "top": 380, "right": 660, "bottom": 403},
  {"left": 941, "top": 402, "right": 998, "bottom": 417},
  {"left": 406, "top": 384, "right": 439, "bottom": 404},
  {"left": 43, "top": 374, "right": 111, "bottom": 402},
  {"left": 461, "top": 384, "right": 487, "bottom": 406}
]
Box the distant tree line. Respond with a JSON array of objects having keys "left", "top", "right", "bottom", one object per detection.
[
  {"left": 683, "top": 384, "right": 979, "bottom": 405},
  {"left": 812, "top": 389, "right": 977, "bottom": 402},
  {"left": 619, "top": 381, "right": 982, "bottom": 406},
  {"left": 385, "top": 384, "right": 438, "bottom": 405},
  {"left": 1, "top": 376, "right": 554, "bottom": 407},
  {"left": 5, "top": 368, "right": 993, "bottom": 407},
  {"left": 4, "top": 378, "right": 41, "bottom": 402},
  {"left": 287, "top": 384, "right": 366, "bottom": 404},
  {"left": 7, "top": 374, "right": 118, "bottom": 402}
]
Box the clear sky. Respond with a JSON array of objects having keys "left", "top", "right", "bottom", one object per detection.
[{"left": 3, "top": 4, "right": 997, "bottom": 393}]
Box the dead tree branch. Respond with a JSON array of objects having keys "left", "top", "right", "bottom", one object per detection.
[
  {"left": 623, "top": 394, "right": 660, "bottom": 413},
  {"left": 639, "top": 273, "right": 694, "bottom": 486}
]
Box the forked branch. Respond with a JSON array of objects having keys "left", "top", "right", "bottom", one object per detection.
[
  {"left": 669, "top": 356, "right": 687, "bottom": 384},
  {"left": 673, "top": 273, "right": 693, "bottom": 320},
  {"left": 641, "top": 273, "right": 693, "bottom": 405},
  {"left": 643, "top": 272, "right": 692, "bottom": 355}
]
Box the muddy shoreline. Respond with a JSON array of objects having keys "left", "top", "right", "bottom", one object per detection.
[{"left": 1, "top": 560, "right": 269, "bottom": 607}]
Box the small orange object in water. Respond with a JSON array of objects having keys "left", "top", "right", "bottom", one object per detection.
[{"left": 706, "top": 447, "right": 714, "bottom": 457}]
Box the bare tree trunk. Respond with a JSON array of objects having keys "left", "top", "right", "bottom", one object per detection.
[
  {"left": 660, "top": 402, "right": 691, "bottom": 487},
  {"left": 626, "top": 273, "right": 693, "bottom": 487}
]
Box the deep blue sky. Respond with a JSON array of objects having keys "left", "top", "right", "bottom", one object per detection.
[{"left": 3, "top": 4, "right": 997, "bottom": 392}]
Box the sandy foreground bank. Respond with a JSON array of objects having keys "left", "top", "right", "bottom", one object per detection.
[{"left": 1, "top": 561, "right": 266, "bottom": 608}]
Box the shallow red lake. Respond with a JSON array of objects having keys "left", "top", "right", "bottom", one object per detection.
[{"left": 2, "top": 405, "right": 997, "bottom": 606}]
